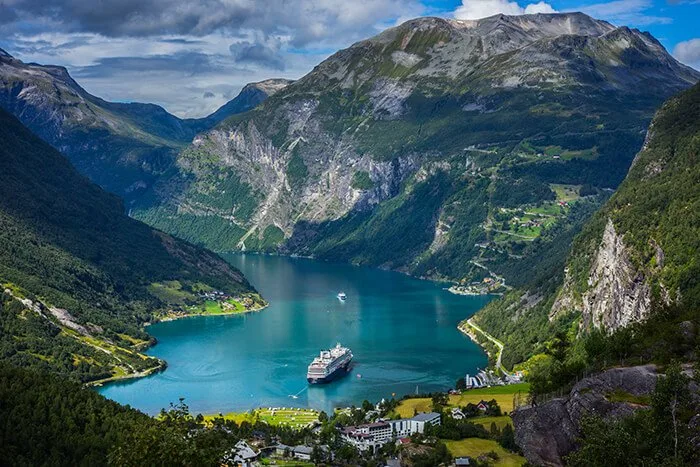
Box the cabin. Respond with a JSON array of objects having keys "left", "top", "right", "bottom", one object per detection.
[{"left": 477, "top": 400, "right": 490, "bottom": 412}]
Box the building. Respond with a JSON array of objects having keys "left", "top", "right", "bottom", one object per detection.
[
  {"left": 341, "top": 412, "right": 441, "bottom": 452},
  {"left": 390, "top": 412, "right": 441, "bottom": 438},
  {"left": 274, "top": 444, "right": 316, "bottom": 461},
  {"left": 292, "top": 445, "right": 313, "bottom": 461},
  {"left": 455, "top": 456, "right": 472, "bottom": 465},
  {"left": 450, "top": 407, "right": 466, "bottom": 420},
  {"left": 341, "top": 421, "right": 393, "bottom": 452},
  {"left": 224, "top": 440, "right": 259, "bottom": 467},
  {"left": 476, "top": 400, "right": 490, "bottom": 412}
]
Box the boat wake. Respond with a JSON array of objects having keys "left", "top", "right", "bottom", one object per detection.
[{"left": 289, "top": 386, "right": 307, "bottom": 399}]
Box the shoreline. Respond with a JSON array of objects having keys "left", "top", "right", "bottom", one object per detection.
[
  {"left": 92, "top": 299, "right": 269, "bottom": 388},
  {"left": 87, "top": 359, "right": 167, "bottom": 387},
  {"left": 458, "top": 318, "right": 510, "bottom": 376},
  {"left": 148, "top": 302, "right": 269, "bottom": 325}
]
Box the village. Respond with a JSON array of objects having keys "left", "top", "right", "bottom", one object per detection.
[{"left": 212, "top": 367, "right": 530, "bottom": 467}]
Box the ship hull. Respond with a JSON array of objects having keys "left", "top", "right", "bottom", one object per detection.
[{"left": 307, "top": 360, "right": 352, "bottom": 384}]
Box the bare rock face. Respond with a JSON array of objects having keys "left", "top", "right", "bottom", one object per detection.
[
  {"left": 580, "top": 219, "right": 652, "bottom": 332},
  {"left": 513, "top": 365, "right": 659, "bottom": 466}
]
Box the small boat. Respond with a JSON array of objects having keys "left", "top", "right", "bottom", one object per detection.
[
  {"left": 356, "top": 374, "right": 362, "bottom": 378},
  {"left": 337, "top": 292, "right": 347, "bottom": 301}
]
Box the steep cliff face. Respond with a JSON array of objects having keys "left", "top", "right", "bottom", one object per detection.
[
  {"left": 579, "top": 219, "right": 652, "bottom": 330},
  {"left": 133, "top": 13, "right": 698, "bottom": 283},
  {"left": 551, "top": 219, "right": 654, "bottom": 332},
  {"left": 553, "top": 83, "right": 699, "bottom": 333}
]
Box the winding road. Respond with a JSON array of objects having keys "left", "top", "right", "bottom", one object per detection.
[{"left": 462, "top": 318, "right": 510, "bottom": 376}]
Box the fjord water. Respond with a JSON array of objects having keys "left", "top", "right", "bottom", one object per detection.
[{"left": 98, "top": 255, "right": 492, "bottom": 415}]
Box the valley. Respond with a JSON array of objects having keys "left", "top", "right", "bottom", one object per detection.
[{"left": 0, "top": 7, "right": 698, "bottom": 467}]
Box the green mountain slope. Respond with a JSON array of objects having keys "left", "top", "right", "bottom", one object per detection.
[
  {"left": 0, "top": 108, "right": 262, "bottom": 383},
  {"left": 474, "top": 82, "right": 700, "bottom": 369},
  {"left": 133, "top": 13, "right": 698, "bottom": 287},
  {"left": 0, "top": 49, "right": 289, "bottom": 204}
]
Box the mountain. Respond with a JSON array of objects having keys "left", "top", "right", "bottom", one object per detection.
[
  {"left": 474, "top": 82, "right": 700, "bottom": 369},
  {"left": 198, "top": 79, "right": 293, "bottom": 128},
  {"left": 0, "top": 107, "right": 262, "bottom": 383},
  {"left": 132, "top": 13, "right": 698, "bottom": 287},
  {"left": 0, "top": 49, "right": 288, "bottom": 203}
]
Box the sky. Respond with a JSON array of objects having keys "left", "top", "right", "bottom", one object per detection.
[{"left": 1, "top": 0, "right": 698, "bottom": 118}]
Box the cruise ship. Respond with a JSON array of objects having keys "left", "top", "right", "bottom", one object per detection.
[{"left": 307, "top": 343, "right": 353, "bottom": 384}]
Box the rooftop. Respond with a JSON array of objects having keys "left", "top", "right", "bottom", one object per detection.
[{"left": 409, "top": 412, "right": 440, "bottom": 422}]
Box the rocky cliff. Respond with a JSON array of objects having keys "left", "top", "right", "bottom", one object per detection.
[
  {"left": 134, "top": 13, "right": 698, "bottom": 285},
  {"left": 513, "top": 365, "right": 658, "bottom": 466}
]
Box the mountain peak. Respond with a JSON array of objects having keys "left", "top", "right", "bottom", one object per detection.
[{"left": 242, "top": 78, "right": 294, "bottom": 97}]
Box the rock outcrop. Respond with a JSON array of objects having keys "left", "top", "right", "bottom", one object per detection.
[
  {"left": 580, "top": 219, "right": 652, "bottom": 332},
  {"left": 513, "top": 365, "right": 659, "bottom": 466}
]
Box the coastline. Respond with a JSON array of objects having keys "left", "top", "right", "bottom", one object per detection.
[
  {"left": 91, "top": 297, "right": 269, "bottom": 388},
  {"left": 149, "top": 301, "right": 269, "bottom": 325},
  {"left": 87, "top": 359, "right": 167, "bottom": 387},
  {"left": 458, "top": 318, "right": 510, "bottom": 376}
]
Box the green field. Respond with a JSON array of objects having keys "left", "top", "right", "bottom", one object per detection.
[
  {"left": 204, "top": 408, "right": 319, "bottom": 428},
  {"left": 443, "top": 438, "right": 526, "bottom": 466},
  {"left": 550, "top": 184, "right": 582, "bottom": 202},
  {"left": 395, "top": 383, "right": 529, "bottom": 417},
  {"left": 182, "top": 298, "right": 248, "bottom": 316},
  {"left": 147, "top": 280, "right": 194, "bottom": 304},
  {"left": 261, "top": 459, "right": 314, "bottom": 467},
  {"left": 470, "top": 415, "right": 513, "bottom": 430}
]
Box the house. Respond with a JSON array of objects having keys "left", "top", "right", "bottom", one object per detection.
[
  {"left": 292, "top": 445, "right": 313, "bottom": 461},
  {"left": 226, "top": 440, "right": 259, "bottom": 467},
  {"left": 455, "top": 456, "right": 472, "bottom": 465},
  {"left": 274, "top": 443, "right": 315, "bottom": 461},
  {"left": 450, "top": 407, "right": 465, "bottom": 420},
  {"left": 274, "top": 443, "right": 291, "bottom": 457},
  {"left": 390, "top": 412, "right": 441, "bottom": 438},
  {"left": 476, "top": 400, "right": 490, "bottom": 412}
]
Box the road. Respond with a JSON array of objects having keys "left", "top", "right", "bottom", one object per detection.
[{"left": 464, "top": 318, "right": 510, "bottom": 376}]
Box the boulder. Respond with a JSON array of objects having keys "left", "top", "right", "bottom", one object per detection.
[{"left": 513, "top": 365, "right": 658, "bottom": 466}]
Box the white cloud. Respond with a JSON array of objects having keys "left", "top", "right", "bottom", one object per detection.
[
  {"left": 0, "top": 0, "right": 429, "bottom": 117},
  {"left": 673, "top": 38, "right": 700, "bottom": 70},
  {"left": 524, "top": 2, "right": 557, "bottom": 14},
  {"left": 454, "top": 0, "right": 557, "bottom": 20}
]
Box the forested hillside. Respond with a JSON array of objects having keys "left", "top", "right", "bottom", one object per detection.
[
  {"left": 0, "top": 108, "right": 262, "bottom": 382},
  {"left": 474, "top": 82, "right": 700, "bottom": 381}
]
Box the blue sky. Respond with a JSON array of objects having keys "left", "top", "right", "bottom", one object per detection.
[{"left": 1, "top": 0, "right": 697, "bottom": 117}]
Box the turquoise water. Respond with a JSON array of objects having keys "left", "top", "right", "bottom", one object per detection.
[{"left": 98, "top": 255, "right": 492, "bottom": 415}]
